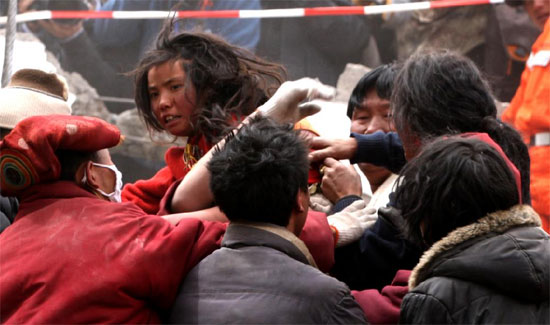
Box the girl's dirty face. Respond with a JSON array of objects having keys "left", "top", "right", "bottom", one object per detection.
[{"left": 148, "top": 59, "right": 197, "bottom": 137}]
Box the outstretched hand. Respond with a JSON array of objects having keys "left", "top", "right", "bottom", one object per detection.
[
  {"left": 258, "top": 78, "right": 335, "bottom": 124},
  {"left": 309, "top": 137, "right": 358, "bottom": 163}
]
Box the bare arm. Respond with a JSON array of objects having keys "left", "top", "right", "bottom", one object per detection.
[
  {"left": 171, "top": 78, "right": 335, "bottom": 213},
  {"left": 170, "top": 120, "right": 243, "bottom": 213},
  {"left": 162, "top": 206, "right": 228, "bottom": 226}
]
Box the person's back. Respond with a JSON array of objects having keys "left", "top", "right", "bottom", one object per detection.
[
  {"left": 1, "top": 182, "right": 211, "bottom": 323},
  {"left": 169, "top": 116, "right": 366, "bottom": 324},
  {"left": 396, "top": 136, "right": 549, "bottom": 323},
  {"left": 172, "top": 223, "right": 364, "bottom": 324}
]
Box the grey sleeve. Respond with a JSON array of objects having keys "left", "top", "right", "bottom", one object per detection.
[
  {"left": 325, "top": 294, "right": 368, "bottom": 324},
  {"left": 400, "top": 292, "right": 453, "bottom": 324}
]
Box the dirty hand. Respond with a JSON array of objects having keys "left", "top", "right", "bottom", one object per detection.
[
  {"left": 321, "top": 157, "right": 362, "bottom": 203},
  {"left": 328, "top": 200, "right": 378, "bottom": 247},
  {"left": 258, "top": 78, "right": 335, "bottom": 124},
  {"left": 309, "top": 137, "right": 358, "bottom": 163}
]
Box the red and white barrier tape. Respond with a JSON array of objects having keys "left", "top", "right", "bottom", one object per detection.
[{"left": 0, "top": 0, "right": 505, "bottom": 24}]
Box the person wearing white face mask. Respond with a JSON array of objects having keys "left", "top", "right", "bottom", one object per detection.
[
  {"left": 80, "top": 159, "right": 123, "bottom": 203},
  {"left": 0, "top": 115, "right": 228, "bottom": 323}
]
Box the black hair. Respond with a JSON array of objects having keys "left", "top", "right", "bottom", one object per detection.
[
  {"left": 133, "top": 22, "right": 286, "bottom": 144},
  {"left": 347, "top": 64, "right": 400, "bottom": 119},
  {"left": 480, "top": 117, "right": 531, "bottom": 204},
  {"left": 391, "top": 50, "right": 530, "bottom": 203},
  {"left": 392, "top": 50, "right": 497, "bottom": 139},
  {"left": 395, "top": 137, "right": 520, "bottom": 248},
  {"left": 57, "top": 150, "right": 100, "bottom": 181},
  {"left": 208, "top": 116, "right": 309, "bottom": 226}
]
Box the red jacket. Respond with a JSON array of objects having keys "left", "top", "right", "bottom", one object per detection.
[
  {"left": 352, "top": 270, "right": 411, "bottom": 324},
  {"left": 0, "top": 182, "right": 226, "bottom": 324},
  {"left": 122, "top": 136, "right": 211, "bottom": 215},
  {"left": 122, "top": 120, "right": 321, "bottom": 215}
]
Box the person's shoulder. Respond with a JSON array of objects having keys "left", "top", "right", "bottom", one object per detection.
[{"left": 288, "top": 260, "right": 352, "bottom": 299}]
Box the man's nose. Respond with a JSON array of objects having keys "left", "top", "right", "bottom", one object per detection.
[{"left": 365, "top": 116, "right": 387, "bottom": 134}]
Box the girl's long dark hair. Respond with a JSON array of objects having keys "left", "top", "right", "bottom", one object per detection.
[{"left": 133, "top": 20, "right": 286, "bottom": 143}]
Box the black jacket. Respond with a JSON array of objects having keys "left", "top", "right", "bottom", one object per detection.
[{"left": 401, "top": 205, "right": 549, "bottom": 324}]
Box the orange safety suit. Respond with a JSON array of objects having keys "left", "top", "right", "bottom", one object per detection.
[{"left": 503, "top": 19, "right": 550, "bottom": 232}]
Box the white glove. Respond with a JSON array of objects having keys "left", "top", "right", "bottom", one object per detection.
[
  {"left": 258, "top": 78, "right": 335, "bottom": 124},
  {"left": 327, "top": 199, "right": 378, "bottom": 247},
  {"left": 309, "top": 193, "right": 333, "bottom": 213}
]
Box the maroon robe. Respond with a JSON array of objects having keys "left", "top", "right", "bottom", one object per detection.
[{"left": 0, "top": 181, "right": 225, "bottom": 323}]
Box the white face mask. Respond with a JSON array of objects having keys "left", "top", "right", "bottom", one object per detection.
[{"left": 81, "top": 162, "right": 123, "bottom": 203}]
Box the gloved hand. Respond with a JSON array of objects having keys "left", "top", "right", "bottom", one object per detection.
[
  {"left": 309, "top": 193, "right": 333, "bottom": 213},
  {"left": 327, "top": 199, "right": 378, "bottom": 247},
  {"left": 258, "top": 78, "right": 335, "bottom": 124}
]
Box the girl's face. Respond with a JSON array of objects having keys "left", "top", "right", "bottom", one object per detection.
[{"left": 148, "top": 59, "right": 197, "bottom": 137}]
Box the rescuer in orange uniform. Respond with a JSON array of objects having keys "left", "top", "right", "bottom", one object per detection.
[{"left": 503, "top": 0, "right": 550, "bottom": 232}]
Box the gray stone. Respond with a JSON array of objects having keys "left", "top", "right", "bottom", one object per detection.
[{"left": 335, "top": 63, "right": 371, "bottom": 103}]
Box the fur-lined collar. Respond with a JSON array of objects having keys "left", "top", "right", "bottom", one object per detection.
[{"left": 409, "top": 205, "right": 541, "bottom": 289}]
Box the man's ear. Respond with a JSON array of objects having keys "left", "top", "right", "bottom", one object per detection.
[
  {"left": 76, "top": 161, "right": 100, "bottom": 188},
  {"left": 85, "top": 162, "right": 103, "bottom": 188},
  {"left": 288, "top": 189, "right": 309, "bottom": 236},
  {"left": 294, "top": 189, "right": 309, "bottom": 214}
]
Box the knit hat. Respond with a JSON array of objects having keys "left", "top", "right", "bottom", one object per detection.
[
  {"left": 0, "top": 115, "right": 121, "bottom": 196},
  {"left": 0, "top": 69, "right": 71, "bottom": 130}
]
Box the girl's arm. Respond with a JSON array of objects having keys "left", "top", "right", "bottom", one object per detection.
[{"left": 171, "top": 78, "right": 335, "bottom": 213}]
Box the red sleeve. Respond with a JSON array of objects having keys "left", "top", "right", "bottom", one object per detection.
[
  {"left": 121, "top": 166, "right": 176, "bottom": 214},
  {"left": 138, "top": 216, "right": 227, "bottom": 309},
  {"left": 352, "top": 270, "right": 411, "bottom": 324},
  {"left": 156, "top": 179, "right": 182, "bottom": 215},
  {"left": 299, "top": 210, "right": 334, "bottom": 273}
]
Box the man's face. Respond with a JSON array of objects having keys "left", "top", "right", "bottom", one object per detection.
[
  {"left": 350, "top": 88, "right": 393, "bottom": 179},
  {"left": 397, "top": 124, "right": 422, "bottom": 162},
  {"left": 525, "top": 0, "right": 550, "bottom": 30},
  {"left": 350, "top": 88, "right": 393, "bottom": 135}
]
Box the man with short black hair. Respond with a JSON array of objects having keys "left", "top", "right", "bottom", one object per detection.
[{"left": 169, "top": 116, "right": 367, "bottom": 324}]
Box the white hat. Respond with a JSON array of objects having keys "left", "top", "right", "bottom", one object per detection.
[{"left": 0, "top": 69, "right": 72, "bottom": 130}]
